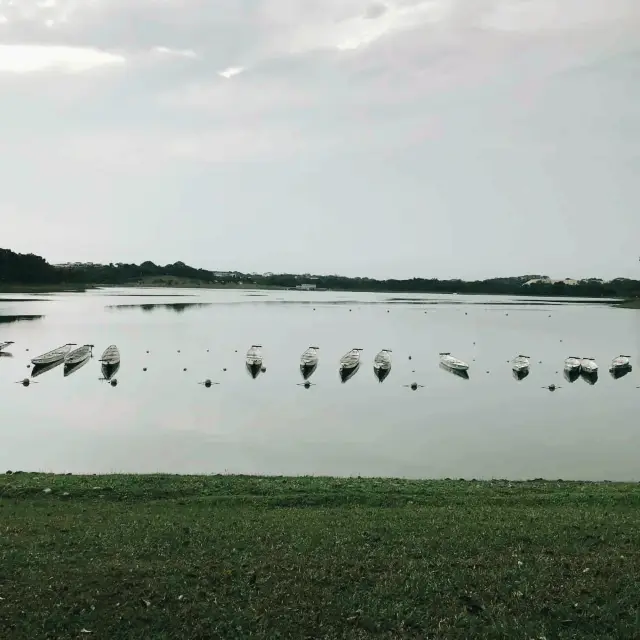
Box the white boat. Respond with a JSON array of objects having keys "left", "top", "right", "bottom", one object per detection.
[
  {"left": 0, "top": 341, "right": 14, "bottom": 351},
  {"left": 610, "top": 355, "right": 631, "bottom": 370},
  {"left": 511, "top": 355, "right": 530, "bottom": 372},
  {"left": 373, "top": 349, "right": 392, "bottom": 371},
  {"left": 339, "top": 348, "right": 362, "bottom": 371},
  {"left": 300, "top": 346, "right": 319, "bottom": 368},
  {"left": 99, "top": 345, "right": 120, "bottom": 365},
  {"left": 339, "top": 348, "right": 362, "bottom": 382},
  {"left": 564, "top": 357, "right": 581, "bottom": 371},
  {"left": 300, "top": 346, "right": 319, "bottom": 379},
  {"left": 246, "top": 345, "right": 263, "bottom": 367},
  {"left": 64, "top": 344, "right": 94, "bottom": 365},
  {"left": 31, "top": 343, "right": 76, "bottom": 365},
  {"left": 439, "top": 352, "right": 469, "bottom": 371},
  {"left": 373, "top": 349, "right": 392, "bottom": 382},
  {"left": 580, "top": 357, "right": 598, "bottom": 374}
]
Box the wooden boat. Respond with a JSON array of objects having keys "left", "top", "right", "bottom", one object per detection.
[
  {"left": 373, "top": 349, "right": 392, "bottom": 382},
  {"left": 31, "top": 343, "right": 76, "bottom": 365},
  {"left": 0, "top": 341, "right": 14, "bottom": 351},
  {"left": 580, "top": 357, "right": 598, "bottom": 374},
  {"left": 439, "top": 352, "right": 469, "bottom": 371},
  {"left": 563, "top": 357, "right": 581, "bottom": 372},
  {"left": 31, "top": 359, "right": 64, "bottom": 378},
  {"left": 99, "top": 345, "right": 121, "bottom": 381},
  {"left": 246, "top": 345, "right": 263, "bottom": 378},
  {"left": 610, "top": 355, "right": 631, "bottom": 370},
  {"left": 580, "top": 370, "right": 598, "bottom": 386},
  {"left": 300, "top": 346, "right": 319, "bottom": 380},
  {"left": 99, "top": 345, "right": 120, "bottom": 365},
  {"left": 511, "top": 355, "right": 530, "bottom": 372},
  {"left": 65, "top": 344, "right": 94, "bottom": 365},
  {"left": 339, "top": 348, "right": 362, "bottom": 383}
]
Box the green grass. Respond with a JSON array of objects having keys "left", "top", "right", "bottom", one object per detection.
[
  {"left": 617, "top": 298, "right": 640, "bottom": 309},
  {"left": 1, "top": 474, "right": 639, "bottom": 639}
]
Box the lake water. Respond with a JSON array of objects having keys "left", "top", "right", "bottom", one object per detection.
[{"left": 1, "top": 288, "right": 638, "bottom": 480}]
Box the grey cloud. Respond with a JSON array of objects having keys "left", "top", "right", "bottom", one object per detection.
[{"left": 1, "top": 0, "right": 639, "bottom": 278}]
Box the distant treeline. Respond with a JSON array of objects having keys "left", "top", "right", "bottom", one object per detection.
[{"left": 1, "top": 247, "right": 640, "bottom": 299}]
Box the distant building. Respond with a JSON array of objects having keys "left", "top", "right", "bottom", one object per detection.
[{"left": 295, "top": 283, "right": 317, "bottom": 290}]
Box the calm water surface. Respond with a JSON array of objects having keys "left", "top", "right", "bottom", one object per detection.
[{"left": 1, "top": 288, "right": 638, "bottom": 480}]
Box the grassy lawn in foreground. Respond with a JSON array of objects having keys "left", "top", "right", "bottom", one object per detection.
[{"left": 1, "top": 474, "right": 639, "bottom": 639}]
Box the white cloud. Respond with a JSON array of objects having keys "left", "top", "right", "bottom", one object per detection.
[
  {"left": 152, "top": 46, "right": 198, "bottom": 59},
  {"left": 0, "top": 44, "right": 125, "bottom": 73},
  {"left": 218, "top": 66, "right": 245, "bottom": 79}
]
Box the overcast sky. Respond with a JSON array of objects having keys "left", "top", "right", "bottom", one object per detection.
[{"left": 1, "top": 0, "right": 639, "bottom": 279}]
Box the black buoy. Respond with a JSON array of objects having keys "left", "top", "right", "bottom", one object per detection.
[
  {"left": 204, "top": 379, "right": 212, "bottom": 388},
  {"left": 177, "top": 350, "right": 181, "bottom": 353},
  {"left": 183, "top": 368, "right": 187, "bottom": 372},
  {"left": 143, "top": 367, "right": 147, "bottom": 371},
  {"left": 408, "top": 356, "right": 412, "bottom": 360},
  {"left": 410, "top": 382, "right": 418, "bottom": 390},
  {"left": 146, "top": 350, "right": 150, "bottom": 353},
  {"left": 223, "top": 368, "right": 227, "bottom": 372},
  {"left": 403, "top": 382, "right": 424, "bottom": 391},
  {"left": 110, "top": 379, "right": 118, "bottom": 387},
  {"left": 261, "top": 366, "right": 266, "bottom": 373}
]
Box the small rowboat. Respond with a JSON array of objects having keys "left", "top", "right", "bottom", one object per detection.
[
  {"left": 373, "top": 349, "right": 392, "bottom": 382},
  {"left": 31, "top": 343, "right": 76, "bottom": 365},
  {"left": 580, "top": 357, "right": 598, "bottom": 374},
  {"left": 511, "top": 355, "right": 530, "bottom": 372},
  {"left": 246, "top": 345, "right": 263, "bottom": 378},
  {"left": 339, "top": 348, "right": 362, "bottom": 383},
  {"left": 439, "top": 352, "right": 469, "bottom": 371},
  {"left": 300, "top": 346, "right": 319, "bottom": 380},
  {"left": 0, "top": 341, "right": 14, "bottom": 351},
  {"left": 99, "top": 345, "right": 120, "bottom": 365},
  {"left": 610, "top": 355, "right": 631, "bottom": 370},
  {"left": 564, "top": 357, "right": 581, "bottom": 372},
  {"left": 99, "top": 345, "right": 121, "bottom": 381},
  {"left": 65, "top": 344, "right": 94, "bottom": 365}
]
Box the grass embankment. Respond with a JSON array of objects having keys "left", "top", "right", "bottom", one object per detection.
[
  {"left": 1, "top": 475, "right": 639, "bottom": 639},
  {"left": 617, "top": 298, "right": 640, "bottom": 309}
]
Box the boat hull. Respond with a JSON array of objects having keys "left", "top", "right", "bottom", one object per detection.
[
  {"left": 246, "top": 361, "right": 262, "bottom": 379},
  {"left": 32, "top": 344, "right": 73, "bottom": 365},
  {"left": 31, "top": 359, "right": 64, "bottom": 378},
  {"left": 512, "top": 368, "right": 529, "bottom": 381},
  {"left": 440, "top": 356, "right": 469, "bottom": 372},
  {"left": 100, "top": 345, "right": 120, "bottom": 365}
]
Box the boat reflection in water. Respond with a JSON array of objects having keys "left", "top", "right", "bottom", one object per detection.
[
  {"left": 0, "top": 351, "right": 13, "bottom": 359},
  {"left": 610, "top": 365, "right": 632, "bottom": 380},
  {"left": 512, "top": 368, "right": 529, "bottom": 381},
  {"left": 439, "top": 362, "right": 469, "bottom": 380},
  {"left": 580, "top": 370, "right": 598, "bottom": 386},
  {"left": 64, "top": 356, "right": 91, "bottom": 378},
  {"left": 101, "top": 361, "right": 121, "bottom": 381},
  {"left": 31, "top": 359, "right": 64, "bottom": 378},
  {"left": 563, "top": 368, "right": 580, "bottom": 384}
]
